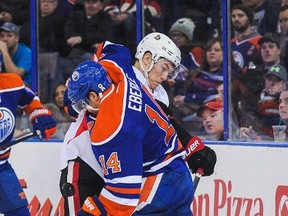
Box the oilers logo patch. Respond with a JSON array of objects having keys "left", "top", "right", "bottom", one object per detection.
[
  {"left": 71, "top": 71, "right": 80, "bottom": 81},
  {"left": 0, "top": 107, "right": 15, "bottom": 143}
]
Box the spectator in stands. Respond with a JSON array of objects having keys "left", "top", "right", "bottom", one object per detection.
[
  {"left": 167, "top": 17, "right": 204, "bottom": 96},
  {"left": 0, "top": 22, "right": 32, "bottom": 86},
  {"left": 239, "top": 87, "right": 288, "bottom": 141},
  {"left": 217, "top": 83, "right": 224, "bottom": 98},
  {"left": 239, "top": 125, "right": 262, "bottom": 141},
  {"left": 161, "top": 0, "right": 221, "bottom": 44},
  {"left": 44, "top": 82, "right": 73, "bottom": 139},
  {"left": 21, "top": 0, "right": 70, "bottom": 55},
  {"left": 234, "top": 32, "right": 281, "bottom": 118},
  {"left": 230, "top": 63, "right": 264, "bottom": 140},
  {"left": 240, "top": 64, "right": 287, "bottom": 140},
  {"left": 257, "top": 32, "right": 281, "bottom": 70},
  {"left": 278, "top": 5, "right": 288, "bottom": 70},
  {"left": 258, "top": 64, "right": 287, "bottom": 134},
  {"left": 105, "top": 0, "right": 161, "bottom": 55},
  {"left": 169, "top": 17, "right": 203, "bottom": 67},
  {"left": 196, "top": 100, "right": 224, "bottom": 140},
  {"left": 231, "top": 4, "right": 262, "bottom": 74},
  {"left": 173, "top": 38, "right": 223, "bottom": 118},
  {"left": 59, "top": 0, "right": 113, "bottom": 80},
  {"left": 56, "top": 0, "right": 78, "bottom": 17},
  {"left": 0, "top": 0, "right": 29, "bottom": 26},
  {"left": 241, "top": 0, "right": 281, "bottom": 35}
]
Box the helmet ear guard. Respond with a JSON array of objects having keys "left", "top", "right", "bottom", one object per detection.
[{"left": 67, "top": 60, "right": 111, "bottom": 113}]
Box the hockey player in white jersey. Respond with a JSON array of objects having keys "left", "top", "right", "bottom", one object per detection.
[{"left": 131, "top": 33, "right": 217, "bottom": 177}]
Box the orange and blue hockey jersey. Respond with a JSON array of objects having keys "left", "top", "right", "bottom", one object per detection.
[
  {"left": 84, "top": 42, "right": 192, "bottom": 215},
  {"left": 0, "top": 73, "right": 44, "bottom": 165}
]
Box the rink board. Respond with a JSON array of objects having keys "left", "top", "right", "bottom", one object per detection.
[{"left": 2, "top": 142, "right": 288, "bottom": 216}]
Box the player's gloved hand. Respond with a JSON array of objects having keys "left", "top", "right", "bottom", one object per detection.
[
  {"left": 77, "top": 196, "right": 107, "bottom": 216},
  {"left": 183, "top": 136, "right": 217, "bottom": 176},
  {"left": 156, "top": 99, "right": 217, "bottom": 176},
  {"left": 29, "top": 108, "right": 57, "bottom": 140},
  {"left": 63, "top": 89, "right": 78, "bottom": 118}
]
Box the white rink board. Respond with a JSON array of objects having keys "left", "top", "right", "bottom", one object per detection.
[
  {"left": 7, "top": 142, "right": 63, "bottom": 216},
  {"left": 193, "top": 144, "right": 288, "bottom": 216},
  {"left": 2, "top": 142, "right": 288, "bottom": 216}
]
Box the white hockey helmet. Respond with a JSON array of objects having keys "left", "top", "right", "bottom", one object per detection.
[{"left": 135, "top": 32, "right": 181, "bottom": 69}]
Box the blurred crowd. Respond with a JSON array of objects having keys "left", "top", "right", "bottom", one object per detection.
[{"left": 3, "top": 0, "right": 288, "bottom": 142}]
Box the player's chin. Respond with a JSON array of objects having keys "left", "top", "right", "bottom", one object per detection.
[{"left": 151, "top": 83, "right": 159, "bottom": 90}]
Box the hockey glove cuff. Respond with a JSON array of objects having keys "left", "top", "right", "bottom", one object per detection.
[{"left": 29, "top": 108, "right": 57, "bottom": 140}]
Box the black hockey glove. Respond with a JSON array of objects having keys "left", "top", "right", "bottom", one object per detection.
[
  {"left": 187, "top": 145, "right": 217, "bottom": 176},
  {"left": 155, "top": 99, "right": 217, "bottom": 176}
]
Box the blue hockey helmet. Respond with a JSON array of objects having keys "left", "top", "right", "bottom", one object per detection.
[{"left": 67, "top": 60, "right": 111, "bottom": 113}]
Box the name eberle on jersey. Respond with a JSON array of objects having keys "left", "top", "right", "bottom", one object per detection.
[{"left": 127, "top": 75, "right": 142, "bottom": 112}]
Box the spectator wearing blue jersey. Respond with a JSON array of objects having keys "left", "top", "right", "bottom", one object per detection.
[
  {"left": 0, "top": 22, "right": 32, "bottom": 86},
  {"left": 231, "top": 4, "right": 262, "bottom": 73},
  {"left": 173, "top": 38, "right": 223, "bottom": 121}
]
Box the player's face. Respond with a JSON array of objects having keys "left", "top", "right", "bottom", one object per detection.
[
  {"left": 87, "top": 91, "right": 101, "bottom": 114},
  {"left": 279, "top": 9, "right": 288, "bottom": 34},
  {"left": 260, "top": 42, "right": 280, "bottom": 66},
  {"left": 231, "top": 9, "right": 250, "bottom": 33},
  {"left": 202, "top": 109, "right": 224, "bottom": 135},
  {"left": 148, "top": 59, "right": 175, "bottom": 90},
  {"left": 279, "top": 91, "right": 288, "bottom": 121},
  {"left": 54, "top": 84, "right": 66, "bottom": 108},
  {"left": 0, "top": 31, "right": 18, "bottom": 50},
  {"left": 206, "top": 41, "right": 223, "bottom": 68}
]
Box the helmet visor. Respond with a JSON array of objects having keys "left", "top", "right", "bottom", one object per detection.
[
  {"left": 167, "top": 66, "right": 180, "bottom": 80},
  {"left": 71, "top": 98, "right": 89, "bottom": 114}
]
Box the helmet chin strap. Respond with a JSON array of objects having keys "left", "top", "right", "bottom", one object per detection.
[
  {"left": 86, "top": 105, "right": 99, "bottom": 113},
  {"left": 139, "top": 59, "right": 155, "bottom": 91}
]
